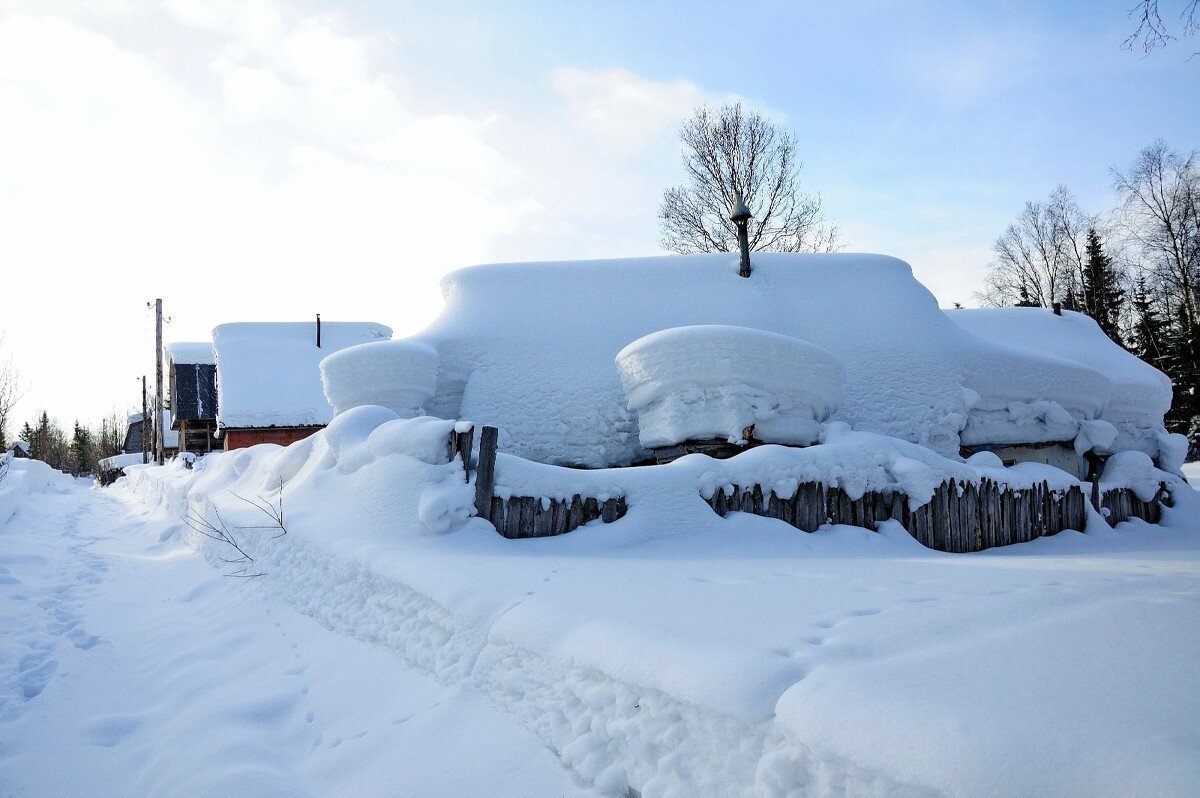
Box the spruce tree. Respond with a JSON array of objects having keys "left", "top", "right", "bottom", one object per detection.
[
  {"left": 70, "top": 421, "right": 92, "bottom": 476},
  {"left": 1130, "top": 277, "right": 1169, "bottom": 372},
  {"left": 1015, "top": 281, "right": 1040, "bottom": 307},
  {"left": 1081, "top": 229, "right": 1124, "bottom": 344}
]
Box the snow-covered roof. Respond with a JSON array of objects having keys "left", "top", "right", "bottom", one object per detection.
[
  {"left": 8, "top": 440, "right": 29, "bottom": 454},
  {"left": 214, "top": 322, "right": 392, "bottom": 429},
  {"left": 395, "top": 253, "right": 1150, "bottom": 467},
  {"left": 947, "top": 308, "right": 1171, "bottom": 424},
  {"left": 124, "top": 410, "right": 179, "bottom": 450},
  {"left": 166, "top": 341, "right": 215, "bottom": 366}
]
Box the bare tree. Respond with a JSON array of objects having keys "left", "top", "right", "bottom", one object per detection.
[
  {"left": 1123, "top": 0, "right": 1199, "bottom": 55},
  {"left": 1111, "top": 141, "right": 1200, "bottom": 329},
  {"left": 0, "top": 336, "right": 24, "bottom": 449},
  {"left": 976, "top": 186, "right": 1095, "bottom": 307},
  {"left": 659, "top": 103, "right": 840, "bottom": 254}
]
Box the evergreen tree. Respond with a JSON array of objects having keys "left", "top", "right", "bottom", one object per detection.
[
  {"left": 1130, "top": 277, "right": 1169, "bottom": 372},
  {"left": 70, "top": 421, "right": 92, "bottom": 476},
  {"left": 18, "top": 422, "right": 35, "bottom": 449},
  {"left": 1080, "top": 229, "right": 1125, "bottom": 344},
  {"left": 1015, "top": 281, "right": 1040, "bottom": 307}
]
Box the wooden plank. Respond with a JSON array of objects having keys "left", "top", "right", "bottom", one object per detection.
[
  {"left": 474, "top": 425, "right": 499, "bottom": 524},
  {"left": 454, "top": 425, "right": 474, "bottom": 481},
  {"left": 568, "top": 495, "right": 585, "bottom": 532}
]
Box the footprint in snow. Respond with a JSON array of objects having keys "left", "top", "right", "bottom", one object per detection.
[{"left": 79, "top": 713, "right": 144, "bottom": 747}]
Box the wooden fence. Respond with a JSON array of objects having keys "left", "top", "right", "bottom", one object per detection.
[
  {"left": 452, "top": 424, "right": 1167, "bottom": 550},
  {"left": 706, "top": 478, "right": 1089, "bottom": 553},
  {"left": 465, "top": 425, "right": 628, "bottom": 539},
  {"left": 1101, "top": 485, "right": 1169, "bottom": 525}
]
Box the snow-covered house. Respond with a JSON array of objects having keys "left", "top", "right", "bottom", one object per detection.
[
  {"left": 166, "top": 342, "right": 221, "bottom": 454},
  {"left": 6, "top": 440, "right": 30, "bottom": 459},
  {"left": 947, "top": 308, "right": 1179, "bottom": 478},
  {"left": 122, "top": 410, "right": 178, "bottom": 459},
  {"left": 318, "top": 253, "right": 1184, "bottom": 475},
  {"left": 213, "top": 321, "right": 392, "bottom": 450}
]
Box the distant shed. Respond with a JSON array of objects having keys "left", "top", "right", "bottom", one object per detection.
[
  {"left": 167, "top": 341, "right": 221, "bottom": 454},
  {"left": 213, "top": 321, "right": 391, "bottom": 450}
]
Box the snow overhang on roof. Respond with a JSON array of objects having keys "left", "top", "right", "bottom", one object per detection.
[
  {"left": 166, "top": 341, "right": 215, "bottom": 366},
  {"left": 213, "top": 321, "right": 392, "bottom": 430},
  {"left": 394, "top": 252, "right": 1127, "bottom": 467}
]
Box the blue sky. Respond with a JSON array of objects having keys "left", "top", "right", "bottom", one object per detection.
[{"left": 0, "top": 0, "right": 1195, "bottom": 424}]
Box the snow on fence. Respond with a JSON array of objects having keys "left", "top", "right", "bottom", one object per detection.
[
  {"left": 466, "top": 425, "right": 628, "bottom": 539},
  {"left": 456, "top": 425, "right": 1166, "bottom": 549}
]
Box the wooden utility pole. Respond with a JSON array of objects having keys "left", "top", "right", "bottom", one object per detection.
[
  {"left": 141, "top": 375, "right": 149, "bottom": 465},
  {"left": 154, "top": 298, "right": 165, "bottom": 465}
]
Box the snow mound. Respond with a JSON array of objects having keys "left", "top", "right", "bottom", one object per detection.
[
  {"left": 950, "top": 308, "right": 1173, "bottom": 457},
  {"left": 321, "top": 339, "right": 439, "bottom": 418},
  {"left": 615, "top": 325, "right": 844, "bottom": 448},
  {"left": 213, "top": 322, "right": 392, "bottom": 429},
  {"left": 0, "top": 457, "right": 75, "bottom": 526}
]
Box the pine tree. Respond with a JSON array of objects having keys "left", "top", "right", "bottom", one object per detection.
[
  {"left": 1015, "top": 281, "right": 1040, "bottom": 307},
  {"left": 1130, "top": 277, "right": 1169, "bottom": 372},
  {"left": 70, "top": 421, "right": 92, "bottom": 476},
  {"left": 1081, "top": 229, "right": 1125, "bottom": 344},
  {"left": 18, "top": 422, "right": 35, "bottom": 449}
]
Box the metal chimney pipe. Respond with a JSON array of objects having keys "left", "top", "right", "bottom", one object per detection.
[{"left": 316, "top": 313, "right": 322, "bottom": 347}]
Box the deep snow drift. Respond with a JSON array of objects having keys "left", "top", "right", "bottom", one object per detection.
[{"left": 97, "top": 410, "right": 1200, "bottom": 798}]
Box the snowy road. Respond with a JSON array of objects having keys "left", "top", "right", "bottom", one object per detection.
[{"left": 0, "top": 486, "right": 593, "bottom": 797}]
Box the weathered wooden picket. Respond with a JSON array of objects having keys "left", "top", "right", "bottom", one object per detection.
[
  {"left": 1101, "top": 484, "right": 1169, "bottom": 525},
  {"left": 452, "top": 424, "right": 1168, "bottom": 550}
]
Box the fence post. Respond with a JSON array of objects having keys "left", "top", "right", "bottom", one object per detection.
[
  {"left": 453, "top": 424, "right": 474, "bottom": 482},
  {"left": 474, "top": 425, "right": 498, "bottom": 524}
]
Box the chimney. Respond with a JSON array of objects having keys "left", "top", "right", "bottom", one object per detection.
[
  {"left": 316, "top": 313, "right": 322, "bottom": 347},
  {"left": 1052, "top": 302, "right": 1062, "bottom": 316}
]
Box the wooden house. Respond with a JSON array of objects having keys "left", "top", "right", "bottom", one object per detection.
[
  {"left": 166, "top": 342, "right": 221, "bottom": 454},
  {"left": 122, "top": 410, "right": 178, "bottom": 459},
  {"left": 212, "top": 321, "right": 391, "bottom": 450}
]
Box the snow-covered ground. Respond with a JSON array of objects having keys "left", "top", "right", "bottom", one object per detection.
[
  {"left": 2, "top": 449, "right": 1199, "bottom": 796},
  {"left": 0, "top": 463, "right": 592, "bottom": 797}
]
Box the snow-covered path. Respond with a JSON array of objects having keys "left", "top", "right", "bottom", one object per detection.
[{"left": 0, "top": 486, "right": 592, "bottom": 797}]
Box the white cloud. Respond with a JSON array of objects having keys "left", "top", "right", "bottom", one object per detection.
[
  {"left": 0, "top": 4, "right": 532, "bottom": 425},
  {"left": 549, "top": 66, "right": 729, "bottom": 153}
]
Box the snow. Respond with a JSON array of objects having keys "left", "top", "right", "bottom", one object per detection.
[
  {"left": 0, "top": 476, "right": 593, "bottom": 797},
  {"left": 213, "top": 322, "right": 391, "bottom": 429},
  {"left": 165, "top": 340, "right": 214, "bottom": 366},
  {"left": 0, "top": 457, "right": 74, "bottom": 526},
  {"left": 378, "top": 253, "right": 1169, "bottom": 467},
  {"left": 949, "top": 308, "right": 1175, "bottom": 460},
  {"left": 615, "top": 325, "right": 844, "bottom": 448},
  {"left": 97, "top": 452, "right": 150, "bottom": 472},
  {"left": 321, "top": 339, "right": 439, "bottom": 418},
  {"left": 69, "top": 410, "right": 1198, "bottom": 796}
]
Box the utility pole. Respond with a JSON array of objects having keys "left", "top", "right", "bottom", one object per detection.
[
  {"left": 141, "top": 375, "right": 149, "bottom": 465},
  {"left": 154, "top": 298, "right": 165, "bottom": 465}
]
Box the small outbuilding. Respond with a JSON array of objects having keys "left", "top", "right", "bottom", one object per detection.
[
  {"left": 5, "top": 440, "right": 30, "bottom": 459},
  {"left": 122, "top": 410, "right": 179, "bottom": 459},
  {"left": 167, "top": 341, "right": 221, "bottom": 454},
  {"left": 213, "top": 321, "right": 392, "bottom": 450}
]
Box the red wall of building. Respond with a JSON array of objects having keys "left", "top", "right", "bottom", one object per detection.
[{"left": 223, "top": 427, "right": 323, "bottom": 451}]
